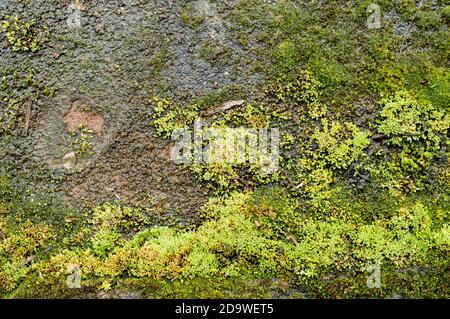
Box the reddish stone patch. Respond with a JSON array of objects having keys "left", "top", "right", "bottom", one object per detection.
[{"left": 64, "top": 101, "right": 104, "bottom": 135}]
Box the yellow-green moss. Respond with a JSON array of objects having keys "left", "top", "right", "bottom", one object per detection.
[{"left": 1, "top": 15, "right": 49, "bottom": 53}]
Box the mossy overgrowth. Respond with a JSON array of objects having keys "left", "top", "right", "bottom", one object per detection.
[
  {"left": 150, "top": 66, "right": 447, "bottom": 200},
  {"left": 1, "top": 177, "right": 448, "bottom": 298},
  {"left": 69, "top": 125, "right": 95, "bottom": 158},
  {"left": 1, "top": 0, "right": 449, "bottom": 299},
  {"left": 200, "top": 40, "right": 233, "bottom": 67},
  {"left": 149, "top": 87, "right": 286, "bottom": 194},
  {"left": 366, "top": 90, "right": 450, "bottom": 194},
  {"left": 180, "top": 4, "right": 205, "bottom": 29},
  {"left": 424, "top": 68, "right": 450, "bottom": 110},
  {"left": 149, "top": 96, "right": 200, "bottom": 139},
  {"left": 1, "top": 15, "right": 49, "bottom": 53},
  {"left": 230, "top": 0, "right": 449, "bottom": 106}
]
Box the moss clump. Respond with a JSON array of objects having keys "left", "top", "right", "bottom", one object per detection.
[
  {"left": 425, "top": 68, "right": 450, "bottom": 110},
  {"left": 149, "top": 47, "right": 170, "bottom": 78},
  {"left": 1, "top": 15, "right": 49, "bottom": 53},
  {"left": 311, "top": 119, "right": 370, "bottom": 170},
  {"left": 273, "top": 70, "right": 326, "bottom": 120},
  {"left": 200, "top": 40, "right": 232, "bottom": 67},
  {"left": 69, "top": 125, "right": 95, "bottom": 158},
  {"left": 149, "top": 89, "right": 285, "bottom": 194},
  {"left": 150, "top": 96, "right": 200, "bottom": 139},
  {"left": 180, "top": 5, "right": 205, "bottom": 29},
  {"left": 442, "top": 6, "right": 450, "bottom": 23},
  {"left": 0, "top": 68, "right": 28, "bottom": 132},
  {"left": 377, "top": 91, "right": 449, "bottom": 148},
  {"left": 367, "top": 90, "right": 450, "bottom": 194}
]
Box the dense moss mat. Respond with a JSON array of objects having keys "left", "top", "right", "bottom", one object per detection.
[
  {"left": 1, "top": 0, "right": 449, "bottom": 298},
  {"left": 1, "top": 178, "right": 449, "bottom": 298}
]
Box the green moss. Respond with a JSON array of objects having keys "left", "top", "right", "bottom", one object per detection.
[
  {"left": 180, "top": 5, "right": 205, "bottom": 29},
  {"left": 311, "top": 119, "right": 370, "bottom": 170},
  {"left": 230, "top": 0, "right": 448, "bottom": 108},
  {"left": 415, "top": 10, "right": 443, "bottom": 30},
  {"left": 377, "top": 90, "right": 448, "bottom": 144},
  {"left": 443, "top": 6, "right": 450, "bottom": 23},
  {"left": 149, "top": 47, "right": 170, "bottom": 78},
  {"left": 2, "top": 189, "right": 448, "bottom": 298},
  {"left": 69, "top": 125, "right": 95, "bottom": 158},
  {"left": 270, "top": 39, "right": 300, "bottom": 76},
  {"left": 149, "top": 84, "right": 288, "bottom": 194},
  {"left": 425, "top": 68, "right": 450, "bottom": 110},
  {"left": 200, "top": 40, "right": 232, "bottom": 67},
  {"left": 367, "top": 90, "right": 450, "bottom": 194},
  {"left": 188, "top": 122, "right": 281, "bottom": 194},
  {"left": 1, "top": 15, "right": 49, "bottom": 53},
  {"left": 150, "top": 96, "right": 200, "bottom": 138},
  {"left": 1, "top": 0, "right": 449, "bottom": 299},
  {"left": 308, "top": 54, "right": 350, "bottom": 91},
  {"left": 273, "top": 70, "right": 326, "bottom": 120}
]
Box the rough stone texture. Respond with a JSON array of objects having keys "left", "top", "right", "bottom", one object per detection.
[{"left": 0, "top": 0, "right": 259, "bottom": 225}]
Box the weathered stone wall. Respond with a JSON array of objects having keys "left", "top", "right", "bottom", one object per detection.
[{"left": 0, "top": 0, "right": 256, "bottom": 224}]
